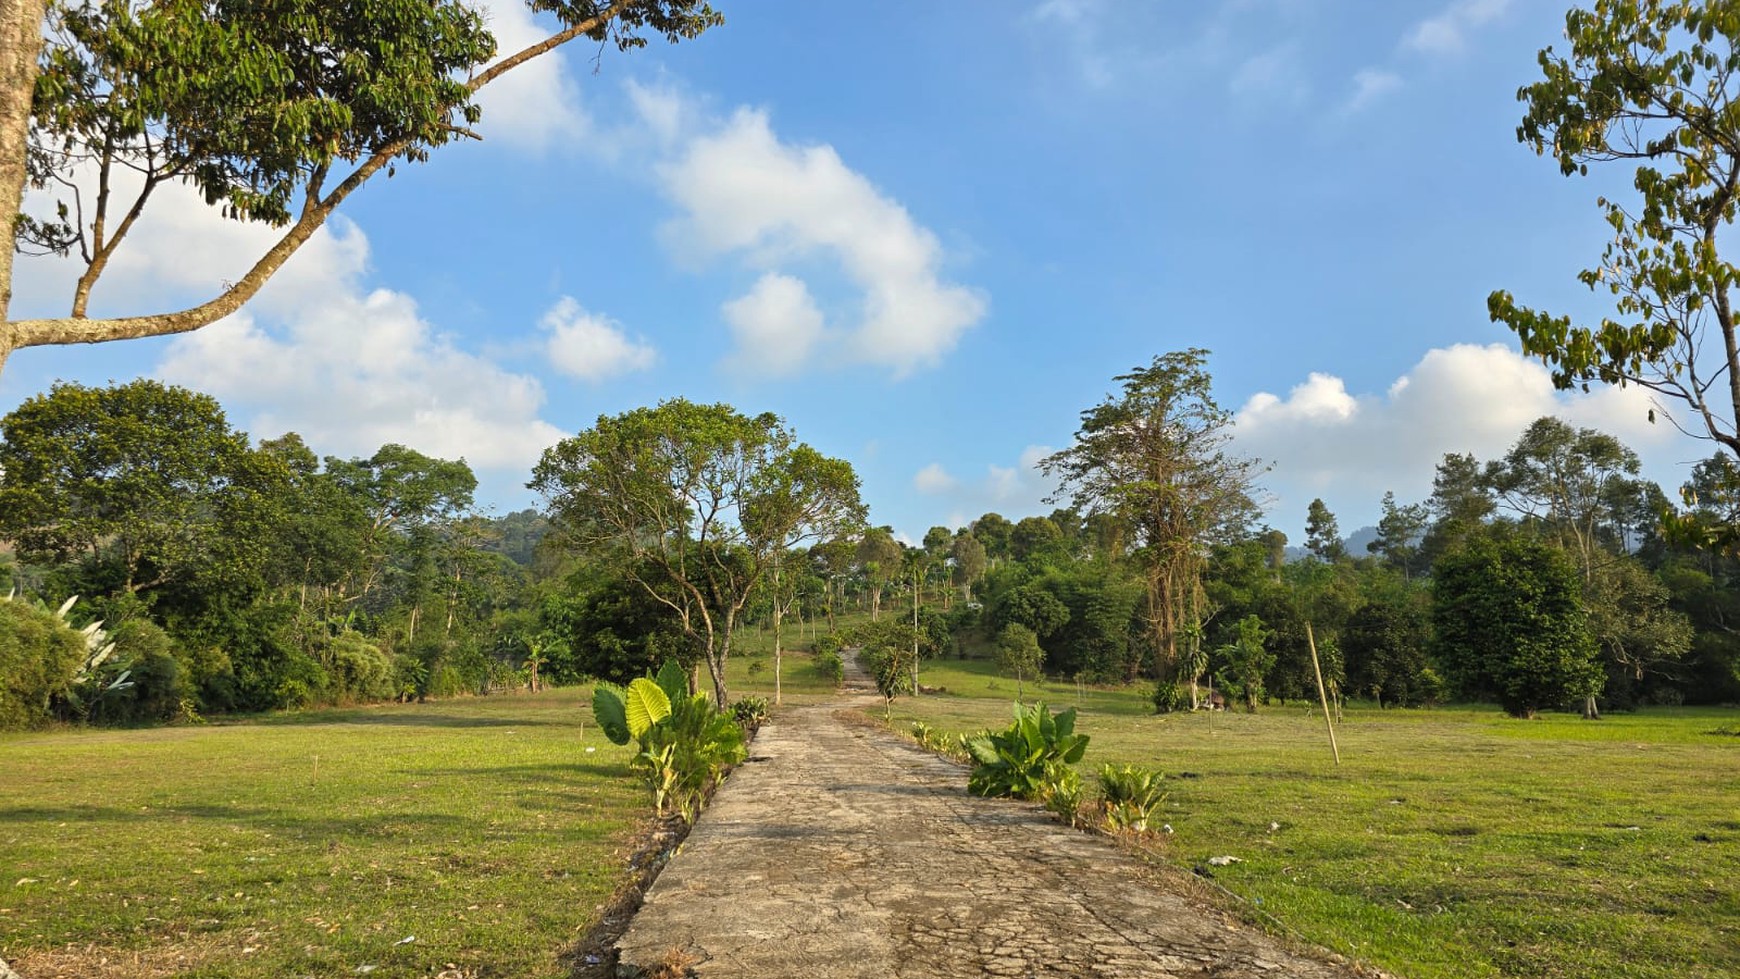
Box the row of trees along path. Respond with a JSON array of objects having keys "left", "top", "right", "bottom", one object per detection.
[{"left": 614, "top": 651, "right": 1368, "bottom": 978}]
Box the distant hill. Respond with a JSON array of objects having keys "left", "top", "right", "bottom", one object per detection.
[{"left": 483, "top": 508, "right": 550, "bottom": 566}]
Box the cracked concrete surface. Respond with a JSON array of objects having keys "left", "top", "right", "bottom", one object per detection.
[{"left": 615, "top": 658, "right": 1365, "bottom": 978}]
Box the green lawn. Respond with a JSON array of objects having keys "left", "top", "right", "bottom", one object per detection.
[
  {"left": 0, "top": 687, "right": 646, "bottom": 979},
  {"left": 882, "top": 658, "right": 1740, "bottom": 979}
]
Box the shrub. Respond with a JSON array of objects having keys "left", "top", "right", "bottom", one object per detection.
[
  {"left": 0, "top": 596, "right": 86, "bottom": 730},
  {"left": 1151, "top": 679, "right": 1187, "bottom": 714},
  {"left": 1044, "top": 766, "right": 1086, "bottom": 827},
  {"left": 594, "top": 660, "right": 748, "bottom": 822},
  {"left": 814, "top": 648, "right": 844, "bottom": 686},
  {"left": 326, "top": 631, "right": 397, "bottom": 702},
  {"left": 966, "top": 702, "right": 1089, "bottom": 802},
  {"left": 90, "top": 619, "right": 189, "bottom": 725},
  {"left": 1098, "top": 764, "right": 1166, "bottom": 834},
  {"left": 731, "top": 695, "right": 769, "bottom": 732}
]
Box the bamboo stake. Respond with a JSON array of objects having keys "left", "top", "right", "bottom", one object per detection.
[{"left": 1305, "top": 622, "right": 1341, "bottom": 765}]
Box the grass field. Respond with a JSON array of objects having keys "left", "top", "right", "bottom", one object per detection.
[
  {"left": 881, "top": 658, "right": 1740, "bottom": 979},
  {"left": 0, "top": 687, "right": 647, "bottom": 979}
]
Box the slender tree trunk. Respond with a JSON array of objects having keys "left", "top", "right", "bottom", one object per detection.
[
  {"left": 0, "top": 0, "right": 46, "bottom": 353},
  {"left": 772, "top": 564, "right": 784, "bottom": 706},
  {"left": 911, "top": 571, "right": 921, "bottom": 695}
]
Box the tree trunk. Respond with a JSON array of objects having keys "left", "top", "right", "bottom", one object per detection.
[
  {"left": 1583, "top": 693, "right": 1600, "bottom": 720},
  {"left": 0, "top": 0, "right": 46, "bottom": 345},
  {"left": 772, "top": 584, "right": 784, "bottom": 706},
  {"left": 869, "top": 585, "right": 882, "bottom": 620}
]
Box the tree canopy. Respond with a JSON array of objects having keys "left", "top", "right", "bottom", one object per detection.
[
  {"left": 1, "top": 0, "right": 724, "bottom": 375},
  {"left": 529, "top": 398, "right": 863, "bottom": 706}
]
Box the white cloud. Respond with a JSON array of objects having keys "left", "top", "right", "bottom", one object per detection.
[
  {"left": 1402, "top": 0, "right": 1511, "bottom": 56},
  {"left": 914, "top": 463, "right": 959, "bottom": 495},
  {"left": 655, "top": 106, "right": 987, "bottom": 377},
  {"left": 1340, "top": 68, "right": 1403, "bottom": 115},
  {"left": 720, "top": 273, "right": 825, "bottom": 377},
  {"left": 1229, "top": 43, "right": 1307, "bottom": 103},
  {"left": 1233, "top": 343, "right": 1690, "bottom": 537},
  {"left": 470, "top": 0, "right": 590, "bottom": 151},
  {"left": 540, "top": 297, "right": 657, "bottom": 382},
  {"left": 913, "top": 445, "right": 1057, "bottom": 529}
]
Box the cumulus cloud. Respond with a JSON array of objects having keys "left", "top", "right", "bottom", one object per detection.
[
  {"left": 720, "top": 273, "right": 825, "bottom": 377},
  {"left": 914, "top": 463, "right": 959, "bottom": 495},
  {"left": 654, "top": 106, "right": 987, "bottom": 377},
  {"left": 1339, "top": 68, "right": 1403, "bottom": 115},
  {"left": 913, "top": 445, "right": 1057, "bottom": 530},
  {"left": 470, "top": 0, "right": 591, "bottom": 151},
  {"left": 1233, "top": 343, "right": 1690, "bottom": 536},
  {"left": 1229, "top": 43, "right": 1308, "bottom": 104},
  {"left": 540, "top": 297, "right": 658, "bottom": 382},
  {"left": 1402, "top": 0, "right": 1512, "bottom": 56},
  {"left": 158, "top": 253, "right": 566, "bottom": 470}
]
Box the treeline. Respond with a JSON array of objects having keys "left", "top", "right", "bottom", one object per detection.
[
  {"left": 903, "top": 415, "right": 1738, "bottom": 717},
  {"left": 0, "top": 380, "right": 551, "bottom": 728}
]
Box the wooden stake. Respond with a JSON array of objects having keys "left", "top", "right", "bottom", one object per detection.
[{"left": 1306, "top": 622, "right": 1341, "bottom": 765}]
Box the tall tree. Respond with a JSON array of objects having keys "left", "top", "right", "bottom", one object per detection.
[
  {"left": 1304, "top": 498, "right": 1344, "bottom": 562},
  {"left": 1042, "top": 349, "right": 1263, "bottom": 707},
  {"left": 1433, "top": 532, "right": 1603, "bottom": 719},
  {"left": 856, "top": 526, "right": 901, "bottom": 621},
  {"left": 1489, "top": 1, "right": 1740, "bottom": 464},
  {"left": 0, "top": 379, "right": 284, "bottom": 594},
  {"left": 1368, "top": 490, "right": 1429, "bottom": 579},
  {"left": 1, "top": 1, "right": 723, "bottom": 375},
  {"left": 950, "top": 532, "right": 987, "bottom": 603},
  {"left": 529, "top": 399, "right": 862, "bottom": 706},
  {"left": 1483, "top": 416, "right": 1641, "bottom": 576}
]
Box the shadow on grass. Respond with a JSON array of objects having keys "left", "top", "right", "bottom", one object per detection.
[
  {"left": 242, "top": 710, "right": 566, "bottom": 729},
  {"left": 0, "top": 801, "right": 472, "bottom": 838}
]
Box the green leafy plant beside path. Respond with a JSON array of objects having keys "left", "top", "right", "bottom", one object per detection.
[{"left": 593, "top": 660, "right": 748, "bottom": 822}]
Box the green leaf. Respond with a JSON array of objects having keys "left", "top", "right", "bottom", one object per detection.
[
  {"left": 624, "top": 677, "right": 672, "bottom": 740},
  {"left": 655, "top": 658, "right": 688, "bottom": 705},
  {"left": 591, "top": 684, "right": 631, "bottom": 746}
]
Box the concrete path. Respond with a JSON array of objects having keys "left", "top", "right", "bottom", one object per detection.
[{"left": 614, "top": 659, "right": 1367, "bottom": 978}]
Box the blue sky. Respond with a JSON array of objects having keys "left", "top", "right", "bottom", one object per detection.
[{"left": 5, "top": 0, "right": 1709, "bottom": 544}]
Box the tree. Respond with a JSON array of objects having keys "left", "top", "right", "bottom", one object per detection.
[
  {"left": 1432, "top": 533, "right": 1602, "bottom": 718},
  {"left": 1304, "top": 498, "right": 1344, "bottom": 561},
  {"left": 856, "top": 527, "right": 901, "bottom": 620},
  {"left": 1010, "top": 515, "right": 1067, "bottom": 566},
  {"left": 0, "top": 379, "right": 283, "bottom": 595},
  {"left": 950, "top": 533, "right": 987, "bottom": 603},
  {"left": 530, "top": 399, "right": 863, "bottom": 707},
  {"left": 1368, "top": 491, "right": 1429, "bottom": 579},
  {"left": 972, "top": 513, "right": 1013, "bottom": 565},
  {"left": 1216, "top": 613, "right": 1273, "bottom": 712},
  {"left": 1483, "top": 417, "right": 1640, "bottom": 576},
  {"left": 1042, "top": 350, "right": 1263, "bottom": 706},
  {"left": 1, "top": 1, "right": 723, "bottom": 376},
  {"left": 995, "top": 623, "right": 1043, "bottom": 702},
  {"left": 1489, "top": 1, "right": 1740, "bottom": 466}
]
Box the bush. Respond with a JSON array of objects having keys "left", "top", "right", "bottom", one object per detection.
[
  {"left": 595, "top": 660, "right": 748, "bottom": 822},
  {"left": 966, "top": 702, "right": 1089, "bottom": 802},
  {"left": 0, "top": 597, "right": 86, "bottom": 730},
  {"left": 814, "top": 648, "right": 844, "bottom": 686},
  {"left": 326, "top": 631, "right": 397, "bottom": 702},
  {"left": 731, "top": 695, "right": 769, "bottom": 732},
  {"left": 89, "top": 619, "right": 189, "bottom": 725},
  {"left": 1098, "top": 764, "right": 1166, "bottom": 834},
  {"left": 1151, "top": 679, "right": 1187, "bottom": 714}
]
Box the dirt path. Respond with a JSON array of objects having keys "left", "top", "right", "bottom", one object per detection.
[{"left": 614, "top": 657, "right": 1369, "bottom": 978}]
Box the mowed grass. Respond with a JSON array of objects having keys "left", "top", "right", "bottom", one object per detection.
[
  {"left": 882, "top": 658, "right": 1740, "bottom": 979},
  {"left": 0, "top": 687, "right": 647, "bottom": 979}
]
